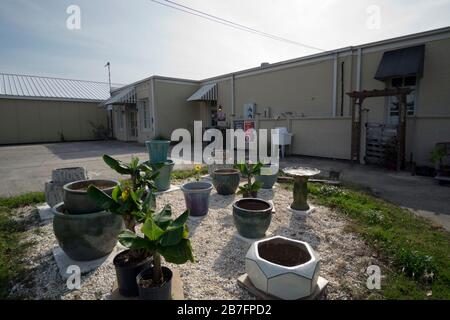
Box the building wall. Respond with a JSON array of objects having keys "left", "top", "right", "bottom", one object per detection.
[
  {"left": 154, "top": 79, "right": 200, "bottom": 140},
  {"left": 0, "top": 99, "right": 107, "bottom": 144},
  {"left": 233, "top": 59, "right": 335, "bottom": 119}
]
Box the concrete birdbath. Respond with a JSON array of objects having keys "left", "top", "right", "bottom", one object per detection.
[{"left": 283, "top": 167, "right": 320, "bottom": 213}]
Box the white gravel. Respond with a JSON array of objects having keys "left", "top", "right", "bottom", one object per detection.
[{"left": 9, "top": 183, "right": 383, "bottom": 300}]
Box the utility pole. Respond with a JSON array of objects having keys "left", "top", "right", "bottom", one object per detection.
[
  {"left": 105, "top": 62, "right": 111, "bottom": 92},
  {"left": 104, "top": 62, "right": 113, "bottom": 138}
]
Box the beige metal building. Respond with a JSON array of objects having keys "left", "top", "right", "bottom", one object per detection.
[
  {"left": 0, "top": 74, "right": 111, "bottom": 144},
  {"left": 105, "top": 26, "right": 450, "bottom": 167}
]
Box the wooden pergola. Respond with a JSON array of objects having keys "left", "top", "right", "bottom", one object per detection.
[{"left": 346, "top": 88, "right": 413, "bottom": 171}]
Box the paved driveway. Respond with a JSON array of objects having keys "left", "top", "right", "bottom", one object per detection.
[{"left": 0, "top": 140, "right": 180, "bottom": 197}]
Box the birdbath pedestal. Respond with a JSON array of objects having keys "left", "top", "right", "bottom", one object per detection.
[{"left": 283, "top": 167, "right": 320, "bottom": 212}]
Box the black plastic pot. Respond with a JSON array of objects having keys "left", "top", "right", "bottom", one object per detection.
[
  {"left": 113, "top": 250, "right": 153, "bottom": 297},
  {"left": 136, "top": 266, "right": 173, "bottom": 300}
]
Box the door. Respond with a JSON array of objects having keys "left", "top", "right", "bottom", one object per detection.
[{"left": 128, "top": 110, "right": 138, "bottom": 141}]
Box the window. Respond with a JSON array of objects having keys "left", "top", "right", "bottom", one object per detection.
[
  {"left": 139, "top": 100, "right": 151, "bottom": 130},
  {"left": 387, "top": 76, "right": 417, "bottom": 124}
]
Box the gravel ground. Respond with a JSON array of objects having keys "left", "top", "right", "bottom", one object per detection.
[{"left": 9, "top": 182, "right": 383, "bottom": 300}]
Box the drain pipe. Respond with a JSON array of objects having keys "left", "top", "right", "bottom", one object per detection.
[
  {"left": 356, "top": 48, "right": 362, "bottom": 91},
  {"left": 332, "top": 53, "right": 338, "bottom": 117}
]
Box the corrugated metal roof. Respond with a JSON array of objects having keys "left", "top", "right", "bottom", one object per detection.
[
  {"left": 187, "top": 83, "right": 217, "bottom": 101},
  {"left": 0, "top": 73, "right": 120, "bottom": 102}
]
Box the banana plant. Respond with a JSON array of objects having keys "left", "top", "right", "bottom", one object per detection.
[
  {"left": 235, "top": 161, "right": 263, "bottom": 198},
  {"left": 119, "top": 205, "right": 194, "bottom": 285},
  {"left": 87, "top": 154, "right": 160, "bottom": 232},
  {"left": 102, "top": 154, "right": 161, "bottom": 190}
]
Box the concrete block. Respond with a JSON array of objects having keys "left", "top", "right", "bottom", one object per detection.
[
  {"left": 53, "top": 245, "right": 123, "bottom": 280},
  {"left": 37, "top": 204, "right": 54, "bottom": 222}
]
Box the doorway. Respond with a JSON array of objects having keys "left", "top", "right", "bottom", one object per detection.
[{"left": 127, "top": 109, "right": 138, "bottom": 141}]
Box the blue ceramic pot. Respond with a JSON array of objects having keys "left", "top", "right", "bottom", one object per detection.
[
  {"left": 181, "top": 181, "right": 213, "bottom": 216},
  {"left": 145, "top": 140, "right": 171, "bottom": 164},
  {"left": 152, "top": 160, "right": 174, "bottom": 191}
]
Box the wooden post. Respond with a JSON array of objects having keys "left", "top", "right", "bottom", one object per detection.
[
  {"left": 350, "top": 97, "right": 357, "bottom": 163},
  {"left": 397, "top": 94, "right": 407, "bottom": 171}
]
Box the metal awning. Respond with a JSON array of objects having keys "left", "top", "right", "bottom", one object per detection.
[
  {"left": 375, "top": 45, "right": 425, "bottom": 81},
  {"left": 187, "top": 83, "right": 217, "bottom": 101},
  {"left": 101, "top": 86, "right": 136, "bottom": 106}
]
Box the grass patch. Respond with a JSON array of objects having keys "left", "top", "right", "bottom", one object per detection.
[
  {"left": 280, "top": 182, "right": 450, "bottom": 299},
  {"left": 0, "top": 192, "right": 42, "bottom": 298},
  {"left": 0, "top": 192, "right": 45, "bottom": 209},
  {"left": 172, "top": 166, "right": 208, "bottom": 180}
]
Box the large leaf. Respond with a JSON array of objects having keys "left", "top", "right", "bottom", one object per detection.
[
  {"left": 170, "top": 210, "right": 189, "bottom": 230},
  {"left": 153, "top": 205, "right": 172, "bottom": 230},
  {"left": 87, "top": 185, "right": 120, "bottom": 212},
  {"left": 103, "top": 155, "right": 131, "bottom": 175},
  {"left": 252, "top": 163, "right": 263, "bottom": 175},
  {"left": 160, "top": 225, "right": 184, "bottom": 247},
  {"left": 141, "top": 216, "right": 164, "bottom": 241},
  {"left": 158, "top": 239, "right": 195, "bottom": 264},
  {"left": 142, "top": 192, "right": 156, "bottom": 213},
  {"left": 118, "top": 231, "right": 155, "bottom": 250}
]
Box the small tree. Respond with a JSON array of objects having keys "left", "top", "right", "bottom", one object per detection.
[
  {"left": 88, "top": 155, "right": 160, "bottom": 232},
  {"left": 118, "top": 205, "right": 194, "bottom": 285},
  {"left": 234, "top": 162, "right": 263, "bottom": 198}
]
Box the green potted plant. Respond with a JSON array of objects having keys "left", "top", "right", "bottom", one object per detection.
[
  {"left": 180, "top": 165, "right": 213, "bottom": 217},
  {"left": 235, "top": 162, "right": 263, "bottom": 198},
  {"left": 87, "top": 155, "right": 159, "bottom": 297},
  {"left": 119, "top": 205, "right": 194, "bottom": 300}
]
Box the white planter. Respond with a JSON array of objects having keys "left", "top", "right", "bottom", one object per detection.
[{"left": 245, "top": 236, "right": 320, "bottom": 300}]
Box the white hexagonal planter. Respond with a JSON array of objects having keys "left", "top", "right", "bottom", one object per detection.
[{"left": 245, "top": 236, "right": 320, "bottom": 300}]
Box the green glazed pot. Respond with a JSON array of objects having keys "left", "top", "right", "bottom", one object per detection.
[
  {"left": 63, "top": 179, "right": 117, "bottom": 214},
  {"left": 152, "top": 160, "right": 174, "bottom": 192},
  {"left": 52, "top": 203, "right": 124, "bottom": 261},
  {"left": 233, "top": 198, "right": 273, "bottom": 239},
  {"left": 145, "top": 140, "right": 171, "bottom": 164},
  {"left": 212, "top": 168, "right": 240, "bottom": 195}
]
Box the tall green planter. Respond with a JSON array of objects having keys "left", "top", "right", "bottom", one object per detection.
[
  {"left": 152, "top": 160, "right": 174, "bottom": 191},
  {"left": 145, "top": 140, "right": 171, "bottom": 164},
  {"left": 52, "top": 203, "right": 124, "bottom": 261}
]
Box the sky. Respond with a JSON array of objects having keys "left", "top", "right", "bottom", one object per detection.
[{"left": 0, "top": 0, "right": 449, "bottom": 85}]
